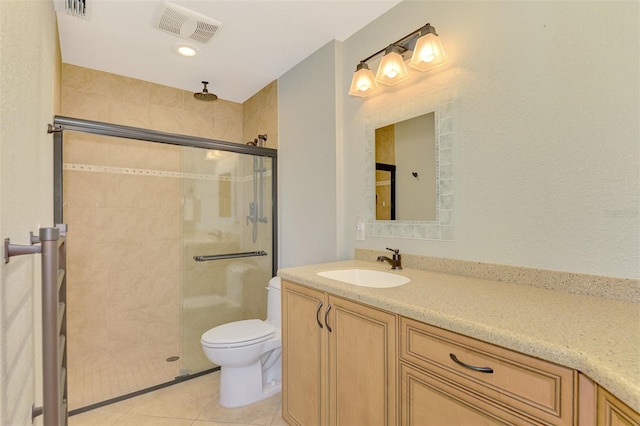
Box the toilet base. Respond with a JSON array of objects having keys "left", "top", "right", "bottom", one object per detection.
[{"left": 218, "top": 360, "right": 282, "bottom": 408}]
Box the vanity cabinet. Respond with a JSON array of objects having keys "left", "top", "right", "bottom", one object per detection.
[
  {"left": 399, "top": 317, "right": 575, "bottom": 425},
  {"left": 281, "top": 279, "right": 397, "bottom": 426},
  {"left": 280, "top": 275, "right": 638, "bottom": 426}
]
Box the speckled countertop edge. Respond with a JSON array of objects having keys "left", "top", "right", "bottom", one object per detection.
[{"left": 278, "top": 260, "right": 640, "bottom": 413}]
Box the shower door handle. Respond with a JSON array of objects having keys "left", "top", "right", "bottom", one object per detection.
[
  {"left": 316, "top": 301, "right": 324, "bottom": 329},
  {"left": 193, "top": 251, "right": 267, "bottom": 262},
  {"left": 324, "top": 304, "right": 332, "bottom": 333}
]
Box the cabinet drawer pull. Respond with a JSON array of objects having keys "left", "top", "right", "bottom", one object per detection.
[
  {"left": 316, "top": 301, "right": 324, "bottom": 329},
  {"left": 325, "top": 304, "right": 332, "bottom": 332},
  {"left": 449, "top": 353, "right": 494, "bottom": 374}
]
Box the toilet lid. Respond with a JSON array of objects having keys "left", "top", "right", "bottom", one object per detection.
[{"left": 201, "top": 319, "right": 275, "bottom": 348}]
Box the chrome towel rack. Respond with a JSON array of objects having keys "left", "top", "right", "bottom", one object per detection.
[{"left": 193, "top": 250, "right": 267, "bottom": 262}]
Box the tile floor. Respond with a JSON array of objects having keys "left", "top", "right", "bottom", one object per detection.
[
  {"left": 68, "top": 352, "right": 179, "bottom": 410},
  {"left": 68, "top": 371, "right": 286, "bottom": 426}
]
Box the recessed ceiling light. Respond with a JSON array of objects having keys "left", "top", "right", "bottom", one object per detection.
[{"left": 172, "top": 44, "right": 200, "bottom": 58}]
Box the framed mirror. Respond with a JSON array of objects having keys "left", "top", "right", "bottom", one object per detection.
[{"left": 364, "top": 100, "right": 453, "bottom": 241}]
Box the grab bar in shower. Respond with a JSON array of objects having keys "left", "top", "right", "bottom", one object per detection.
[{"left": 193, "top": 250, "right": 268, "bottom": 262}]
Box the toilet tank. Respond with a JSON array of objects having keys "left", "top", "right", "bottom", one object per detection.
[{"left": 266, "top": 276, "right": 281, "bottom": 328}]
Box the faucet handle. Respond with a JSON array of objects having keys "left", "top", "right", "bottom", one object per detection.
[{"left": 385, "top": 247, "right": 400, "bottom": 254}]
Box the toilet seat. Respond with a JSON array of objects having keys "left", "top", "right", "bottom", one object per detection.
[{"left": 201, "top": 319, "right": 276, "bottom": 349}]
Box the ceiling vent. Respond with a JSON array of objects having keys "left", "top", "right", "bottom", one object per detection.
[
  {"left": 154, "top": 2, "right": 223, "bottom": 44},
  {"left": 56, "top": 0, "right": 88, "bottom": 18}
]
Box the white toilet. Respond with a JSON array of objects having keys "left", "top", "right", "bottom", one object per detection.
[{"left": 201, "top": 276, "right": 282, "bottom": 408}]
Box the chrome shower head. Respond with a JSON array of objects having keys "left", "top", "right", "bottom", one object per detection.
[{"left": 194, "top": 81, "right": 217, "bottom": 101}]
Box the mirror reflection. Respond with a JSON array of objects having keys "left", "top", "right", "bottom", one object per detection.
[{"left": 375, "top": 112, "right": 436, "bottom": 221}]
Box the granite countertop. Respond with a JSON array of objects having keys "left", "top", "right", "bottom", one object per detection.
[{"left": 278, "top": 259, "right": 640, "bottom": 413}]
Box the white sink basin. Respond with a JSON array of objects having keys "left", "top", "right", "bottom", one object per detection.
[{"left": 316, "top": 268, "right": 410, "bottom": 288}]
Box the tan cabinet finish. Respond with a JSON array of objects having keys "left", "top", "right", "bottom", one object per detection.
[
  {"left": 280, "top": 278, "right": 639, "bottom": 426},
  {"left": 400, "top": 317, "right": 575, "bottom": 425},
  {"left": 282, "top": 279, "right": 397, "bottom": 426},
  {"left": 597, "top": 386, "right": 640, "bottom": 426},
  {"left": 282, "top": 281, "right": 326, "bottom": 426},
  {"left": 401, "top": 363, "right": 539, "bottom": 425}
]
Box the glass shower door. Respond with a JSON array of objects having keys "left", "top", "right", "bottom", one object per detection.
[
  {"left": 180, "top": 146, "right": 274, "bottom": 375},
  {"left": 62, "top": 131, "right": 184, "bottom": 410}
]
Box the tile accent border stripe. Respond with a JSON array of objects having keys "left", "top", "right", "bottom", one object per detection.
[
  {"left": 355, "top": 249, "right": 640, "bottom": 303},
  {"left": 64, "top": 163, "right": 271, "bottom": 182}
]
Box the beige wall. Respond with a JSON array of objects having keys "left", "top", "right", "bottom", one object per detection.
[
  {"left": 62, "top": 64, "right": 244, "bottom": 141},
  {"left": 0, "top": 1, "right": 60, "bottom": 425},
  {"left": 243, "top": 80, "right": 278, "bottom": 148}
]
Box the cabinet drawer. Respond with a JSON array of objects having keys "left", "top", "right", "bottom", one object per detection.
[
  {"left": 401, "top": 362, "right": 539, "bottom": 425},
  {"left": 400, "top": 317, "right": 574, "bottom": 425}
]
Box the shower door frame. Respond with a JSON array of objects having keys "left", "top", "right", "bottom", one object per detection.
[{"left": 51, "top": 115, "right": 278, "bottom": 275}]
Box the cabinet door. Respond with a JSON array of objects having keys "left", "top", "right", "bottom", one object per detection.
[
  {"left": 597, "top": 386, "right": 640, "bottom": 426},
  {"left": 328, "top": 295, "right": 397, "bottom": 426},
  {"left": 400, "top": 363, "right": 537, "bottom": 426},
  {"left": 282, "top": 280, "right": 327, "bottom": 426}
]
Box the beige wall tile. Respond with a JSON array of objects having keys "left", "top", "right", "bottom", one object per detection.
[
  {"left": 213, "top": 117, "right": 243, "bottom": 143},
  {"left": 243, "top": 80, "right": 278, "bottom": 148},
  {"left": 107, "top": 308, "right": 149, "bottom": 353},
  {"left": 63, "top": 63, "right": 109, "bottom": 95},
  {"left": 107, "top": 273, "right": 151, "bottom": 314},
  {"left": 62, "top": 86, "right": 108, "bottom": 122},
  {"left": 256, "top": 80, "right": 277, "bottom": 111},
  {"left": 63, "top": 171, "right": 110, "bottom": 208},
  {"left": 149, "top": 271, "right": 181, "bottom": 309},
  {"left": 64, "top": 133, "right": 113, "bottom": 165},
  {"left": 149, "top": 83, "right": 185, "bottom": 108},
  {"left": 147, "top": 303, "right": 181, "bottom": 346},
  {"left": 107, "top": 97, "right": 150, "bottom": 128},
  {"left": 108, "top": 73, "right": 150, "bottom": 102},
  {"left": 144, "top": 143, "right": 181, "bottom": 171},
  {"left": 149, "top": 104, "right": 185, "bottom": 134},
  {"left": 215, "top": 99, "right": 242, "bottom": 121},
  {"left": 243, "top": 92, "right": 259, "bottom": 120},
  {"left": 183, "top": 111, "right": 218, "bottom": 139},
  {"left": 68, "top": 313, "right": 109, "bottom": 359}
]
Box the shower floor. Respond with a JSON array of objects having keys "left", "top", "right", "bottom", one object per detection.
[{"left": 67, "top": 353, "right": 180, "bottom": 411}]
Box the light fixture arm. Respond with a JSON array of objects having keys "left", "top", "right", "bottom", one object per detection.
[{"left": 359, "top": 23, "right": 433, "bottom": 64}]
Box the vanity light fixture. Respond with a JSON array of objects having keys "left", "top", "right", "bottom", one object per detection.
[
  {"left": 409, "top": 24, "right": 446, "bottom": 71},
  {"left": 348, "top": 62, "right": 379, "bottom": 97},
  {"left": 376, "top": 45, "right": 410, "bottom": 86},
  {"left": 348, "top": 22, "right": 446, "bottom": 97}
]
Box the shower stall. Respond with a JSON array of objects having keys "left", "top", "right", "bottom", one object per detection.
[{"left": 52, "top": 117, "right": 277, "bottom": 411}]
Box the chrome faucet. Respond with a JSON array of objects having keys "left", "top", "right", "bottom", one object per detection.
[{"left": 377, "top": 248, "right": 402, "bottom": 270}]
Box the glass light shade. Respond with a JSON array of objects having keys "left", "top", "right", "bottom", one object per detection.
[
  {"left": 348, "top": 63, "right": 379, "bottom": 97},
  {"left": 375, "top": 50, "right": 410, "bottom": 86},
  {"left": 409, "top": 32, "right": 446, "bottom": 71}
]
